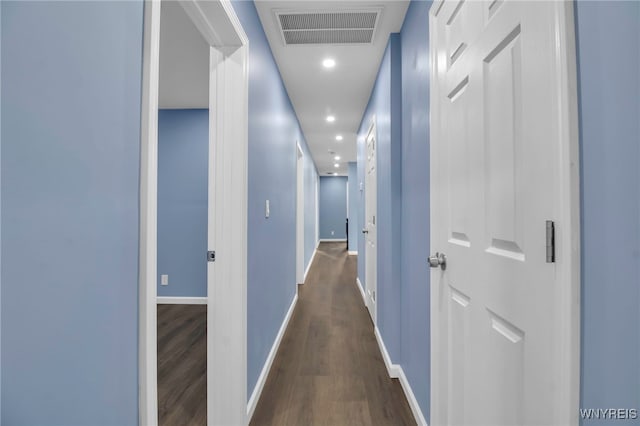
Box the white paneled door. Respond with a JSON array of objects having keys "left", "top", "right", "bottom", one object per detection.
[
  {"left": 430, "top": 1, "right": 580, "bottom": 425},
  {"left": 364, "top": 121, "right": 378, "bottom": 323}
]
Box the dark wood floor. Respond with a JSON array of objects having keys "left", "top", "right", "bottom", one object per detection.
[
  {"left": 157, "top": 304, "right": 207, "bottom": 426},
  {"left": 250, "top": 242, "right": 416, "bottom": 426}
]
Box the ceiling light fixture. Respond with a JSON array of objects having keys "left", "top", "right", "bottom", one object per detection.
[
  {"left": 333, "top": 173, "right": 338, "bottom": 176},
  {"left": 335, "top": 135, "right": 343, "bottom": 141},
  {"left": 326, "top": 115, "right": 336, "bottom": 123},
  {"left": 334, "top": 163, "right": 339, "bottom": 168},
  {"left": 322, "top": 58, "right": 336, "bottom": 69},
  {"left": 334, "top": 156, "right": 341, "bottom": 161}
]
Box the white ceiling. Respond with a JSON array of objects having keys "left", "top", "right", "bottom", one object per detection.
[
  {"left": 158, "top": 0, "right": 409, "bottom": 175},
  {"left": 159, "top": 1, "right": 209, "bottom": 109},
  {"left": 255, "top": 0, "right": 409, "bottom": 176}
]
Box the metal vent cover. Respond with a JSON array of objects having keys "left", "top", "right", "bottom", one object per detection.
[{"left": 275, "top": 9, "right": 381, "bottom": 45}]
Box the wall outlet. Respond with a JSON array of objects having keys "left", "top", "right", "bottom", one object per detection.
[
  {"left": 331, "top": 230, "right": 335, "bottom": 235},
  {"left": 161, "top": 274, "right": 169, "bottom": 286}
]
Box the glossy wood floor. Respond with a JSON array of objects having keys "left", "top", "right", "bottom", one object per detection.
[
  {"left": 250, "top": 242, "right": 416, "bottom": 426},
  {"left": 157, "top": 304, "right": 207, "bottom": 426}
]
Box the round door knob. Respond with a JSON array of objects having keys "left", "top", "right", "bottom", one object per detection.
[{"left": 428, "top": 252, "right": 447, "bottom": 270}]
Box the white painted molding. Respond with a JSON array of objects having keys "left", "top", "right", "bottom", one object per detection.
[
  {"left": 303, "top": 247, "right": 319, "bottom": 284},
  {"left": 348, "top": 251, "right": 358, "bottom": 256},
  {"left": 157, "top": 297, "right": 207, "bottom": 305},
  {"left": 319, "top": 238, "right": 347, "bottom": 242},
  {"left": 374, "top": 326, "right": 401, "bottom": 378},
  {"left": 398, "top": 368, "right": 428, "bottom": 426},
  {"left": 356, "top": 277, "right": 366, "bottom": 305},
  {"left": 247, "top": 293, "right": 298, "bottom": 421}
]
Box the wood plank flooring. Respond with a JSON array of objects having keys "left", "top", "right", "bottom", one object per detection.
[
  {"left": 157, "top": 304, "right": 207, "bottom": 426},
  {"left": 250, "top": 242, "right": 416, "bottom": 426}
]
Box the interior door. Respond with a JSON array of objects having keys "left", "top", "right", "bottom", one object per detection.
[
  {"left": 430, "top": 1, "right": 573, "bottom": 424},
  {"left": 364, "top": 122, "right": 377, "bottom": 323}
]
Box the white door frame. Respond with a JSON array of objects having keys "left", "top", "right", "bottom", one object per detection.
[
  {"left": 139, "top": 1, "right": 248, "bottom": 425},
  {"left": 364, "top": 118, "right": 378, "bottom": 324},
  {"left": 428, "top": 1, "right": 581, "bottom": 424},
  {"left": 296, "top": 142, "right": 304, "bottom": 284}
]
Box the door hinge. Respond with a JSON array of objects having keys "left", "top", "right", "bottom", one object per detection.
[
  {"left": 545, "top": 221, "right": 555, "bottom": 263},
  {"left": 207, "top": 251, "right": 216, "bottom": 262},
  {"left": 373, "top": 290, "right": 376, "bottom": 301}
]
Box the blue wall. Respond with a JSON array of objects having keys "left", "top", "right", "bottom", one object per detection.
[
  {"left": 575, "top": 1, "right": 640, "bottom": 422},
  {"left": 357, "top": 34, "right": 403, "bottom": 362},
  {"left": 319, "top": 176, "right": 348, "bottom": 239},
  {"left": 399, "top": 0, "right": 432, "bottom": 420},
  {"left": 347, "top": 162, "right": 359, "bottom": 251},
  {"left": 230, "top": 0, "right": 319, "bottom": 398},
  {"left": 157, "top": 109, "right": 208, "bottom": 298},
  {"left": 1, "top": 1, "right": 143, "bottom": 424}
]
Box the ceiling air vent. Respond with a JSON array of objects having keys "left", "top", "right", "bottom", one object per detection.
[{"left": 275, "top": 10, "right": 381, "bottom": 45}]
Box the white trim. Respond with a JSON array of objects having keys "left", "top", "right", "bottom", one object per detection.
[
  {"left": 374, "top": 326, "right": 401, "bottom": 378},
  {"left": 373, "top": 326, "right": 428, "bottom": 426},
  {"left": 356, "top": 277, "right": 366, "bottom": 305},
  {"left": 247, "top": 293, "right": 298, "bottom": 421},
  {"left": 319, "top": 238, "right": 347, "bottom": 242},
  {"left": 139, "top": 1, "right": 161, "bottom": 424},
  {"left": 156, "top": 297, "right": 208, "bottom": 305},
  {"left": 348, "top": 251, "right": 358, "bottom": 256},
  {"left": 397, "top": 368, "right": 428, "bottom": 426},
  {"left": 303, "top": 242, "right": 320, "bottom": 283},
  {"left": 139, "top": 2, "right": 248, "bottom": 425},
  {"left": 296, "top": 142, "right": 304, "bottom": 284}
]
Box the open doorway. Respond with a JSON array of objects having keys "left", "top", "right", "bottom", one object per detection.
[
  {"left": 139, "top": 1, "right": 248, "bottom": 425},
  {"left": 156, "top": 2, "right": 210, "bottom": 424},
  {"left": 296, "top": 142, "right": 304, "bottom": 285}
]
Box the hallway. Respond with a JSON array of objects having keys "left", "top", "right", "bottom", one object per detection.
[{"left": 250, "top": 242, "right": 415, "bottom": 425}]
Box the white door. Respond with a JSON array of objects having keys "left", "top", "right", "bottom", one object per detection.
[
  {"left": 296, "top": 143, "right": 304, "bottom": 284},
  {"left": 364, "top": 121, "right": 377, "bottom": 323},
  {"left": 430, "top": 1, "right": 579, "bottom": 425}
]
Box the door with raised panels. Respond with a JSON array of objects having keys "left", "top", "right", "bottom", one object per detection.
[
  {"left": 364, "top": 121, "right": 377, "bottom": 323},
  {"left": 430, "top": 1, "right": 578, "bottom": 424}
]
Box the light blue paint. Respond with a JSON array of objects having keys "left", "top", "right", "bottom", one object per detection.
[
  {"left": 230, "top": 0, "right": 319, "bottom": 398},
  {"left": 575, "top": 1, "right": 640, "bottom": 423},
  {"left": 1, "top": 1, "right": 142, "bottom": 424},
  {"left": 357, "top": 34, "right": 403, "bottom": 362},
  {"left": 348, "top": 162, "right": 359, "bottom": 251},
  {"left": 157, "top": 109, "right": 208, "bottom": 298},
  {"left": 399, "top": 0, "right": 432, "bottom": 421},
  {"left": 319, "top": 176, "right": 348, "bottom": 240}
]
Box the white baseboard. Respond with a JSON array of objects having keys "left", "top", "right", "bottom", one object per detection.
[
  {"left": 303, "top": 247, "right": 319, "bottom": 283},
  {"left": 319, "top": 238, "right": 347, "bottom": 242},
  {"left": 356, "top": 277, "right": 366, "bottom": 304},
  {"left": 156, "top": 296, "right": 207, "bottom": 305},
  {"left": 348, "top": 250, "right": 358, "bottom": 255},
  {"left": 247, "top": 293, "right": 298, "bottom": 421},
  {"left": 374, "top": 326, "right": 401, "bottom": 378},
  {"left": 397, "top": 368, "right": 428, "bottom": 426},
  {"left": 374, "top": 326, "right": 428, "bottom": 425}
]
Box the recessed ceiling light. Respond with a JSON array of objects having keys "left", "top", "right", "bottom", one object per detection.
[
  {"left": 334, "top": 163, "right": 339, "bottom": 168},
  {"left": 336, "top": 135, "right": 343, "bottom": 141},
  {"left": 333, "top": 173, "right": 338, "bottom": 176},
  {"left": 334, "top": 155, "right": 341, "bottom": 161},
  {"left": 326, "top": 115, "right": 335, "bottom": 123},
  {"left": 322, "top": 58, "right": 336, "bottom": 69}
]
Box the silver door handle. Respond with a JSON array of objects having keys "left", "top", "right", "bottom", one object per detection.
[
  {"left": 362, "top": 228, "right": 369, "bottom": 234},
  {"left": 428, "top": 252, "right": 447, "bottom": 270}
]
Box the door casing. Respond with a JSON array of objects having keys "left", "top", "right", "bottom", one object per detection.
[{"left": 139, "top": 1, "right": 249, "bottom": 425}]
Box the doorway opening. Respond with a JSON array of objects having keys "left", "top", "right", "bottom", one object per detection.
[{"left": 139, "top": 1, "right": 248, "bottom": 425}]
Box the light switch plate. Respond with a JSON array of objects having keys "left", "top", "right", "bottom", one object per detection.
[
  {"left": 265, "top": 200, "right": 270, "bottom": 218},
  {"left": 161, "top": 274, "right": 168, "bottom": 286}
]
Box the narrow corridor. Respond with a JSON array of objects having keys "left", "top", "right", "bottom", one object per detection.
[{"left": 250, "top": 242, "right": 415, "bottom": 425}]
